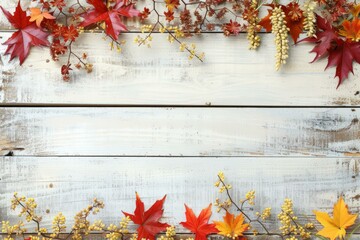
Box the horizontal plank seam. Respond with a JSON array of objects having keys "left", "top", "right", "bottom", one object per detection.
[
  {"left": 1, "top": 155, "right": 358, "bottom": 158},
  {"left": 0, "top": 104, "right": 359, "bottom": 108}
]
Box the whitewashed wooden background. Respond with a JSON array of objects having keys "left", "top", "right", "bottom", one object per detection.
[{"left": 0, "top": 0, "right": 360, "bottom": 239}]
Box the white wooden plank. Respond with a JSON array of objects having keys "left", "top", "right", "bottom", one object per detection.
[
  {"left": 0, "top": 157, "right": 359, "bottom": 232},
  {"left": 1, "top": 32, "right": 359, "bottom": 106},
  {"left": 0, "top": 107, "right": 359, "bottom": 156}
]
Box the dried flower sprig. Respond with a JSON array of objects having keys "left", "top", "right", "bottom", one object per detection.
[
  {"left": 2, "top": 174, "right": 360, "bottom": 240},
  {"left": 214, "top": 172, "right": 285, "bottom": 239},
  {"left": 3, "top": 193, "right": 128, "bottom": 240}
]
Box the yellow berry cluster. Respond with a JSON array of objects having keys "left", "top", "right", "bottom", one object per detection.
[
  {"left": 159, "top": 26, "right": 185, "bottom": 39},
  {"left": 1, "top": 220, "right": 26, "bottom": 240},
  {"left": 187, "top": 44, "right": 205, "bottom": 61},
  {"left": 270, "top": 7, "right": 289, "bottom": 70},
  {"left": 215, "top": 172, "right": 232, "bottom": 193},
  {"left": 141, "top": 25, "right": 153, "bottom": 33},
  {"left": 278, "top": 198, "right": 296, "bottom": 235},
  {"left": 11, "top": 193, "right": 41, "bottom": 223},
  {"left": 214, "top": 172, "right": 233, "bottom": 212},
  {"left": 134, "top": 25, "right": 155, "bottom": 47},
  {"left": 278, "top": 199, "right": 312, "bottom": 239},
  {"left": 244, "top": 190, "right": 256, "bottom": 205},
  {"left": 89, "top": 216, "right": 131, "bottom": 240},
  {"left": 256, "top": 207, "right": 271, "bottom": 220},
  {"left": 303, "top": 0, "right": 317, "bottom": 37},
  {"left": 218, "top": 171, "right": 225, "bottom": 181},
  {"left": 157, "top": 225, "right": 176, "bottom": 240},
  {"left": 214, "top": 198, "right": 232, "bottom": 212},
  {"left": 50, "top": 212, "right": 66, "bottom": 238},
  {"left": 134, "top": 35, "right": 152, "bottom": 48},
  {"left": 72, "top": 198, "right": 105, "bottom": 240},
  {"left": 247, "top": 0, "right": 261, "bottom": 50},
  {"left": 129, "top": 233, "right": 138, "bottom": 240},
  {"left": 108, "top": 39, "right": 126, "bottom": 53}
]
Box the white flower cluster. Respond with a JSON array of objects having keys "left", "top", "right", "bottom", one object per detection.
[
  {"left": 303, "top": 0, "right": 317, "bottom": 37},
  {"left": 247, "top": 0, "right": 261, "bottom": 50},
  {"left": 270, "top": 7, "right": 289, "bottom": 70}
]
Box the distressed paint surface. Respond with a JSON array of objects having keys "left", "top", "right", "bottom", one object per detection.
[
  {"left": 0, "top": 32, "right": 360, "bottom": 106},
  {"left": 0, "top": 107, "right": 359, "bottom": 156},
  {"left": 0, "top": 157, "right": 359, "bottom": 232},
  {"left": 1, "top": 0, "right": 360, "bottom": 237}
]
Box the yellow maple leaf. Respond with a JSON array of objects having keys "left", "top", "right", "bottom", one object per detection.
[
  {"left": 214, "top": 211, "right": 249, "bottom": 239},
  {"left": 164, "top": 0, "right": 179, "bottom": 11},
  {"left": 351, "top": 4, "right": 360, "bottom": 18},
  {"left": 29, "top": 8, "right": 55, "bottom": 27},
  {"left": 314, "top": 197, "right": 358, "bottom": 240}
]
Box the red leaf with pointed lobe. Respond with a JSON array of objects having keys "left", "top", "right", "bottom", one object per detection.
[
  {"left": 326, "top": 40, "right": 360, "bottom": 88},
  {"left": 283, "top": 2, "right": 304, "bottom": 43},
  {"left": 180, "top": 204, "right": 218, "bottom": 240},
  {"left": 299, "top": 15, "right": 339, "bottom": 62},
  {"left": 80, "top": 0, "right": 139, "bottom": 40},
  {"left": 299, "top": 16, "right": 360, "bottom": 87},
  {"left": 1, "top": 1, "right": 49, "bottom": 65},
  {"left": 123, "top": 193, "right": 170, "bottom": 240},
  {"left": 259, "top": 9, "right": 272, "bottom": 32}
]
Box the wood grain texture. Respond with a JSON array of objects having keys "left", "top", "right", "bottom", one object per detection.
[
  {"left": 1, "top": 32, "right": 360, "bottom": 106},
  {"left": 0, "top": 107, "right": 359, "bottom": 157},
  {"left": 0, "top": 157, "right": 359, "bottom": 232}
]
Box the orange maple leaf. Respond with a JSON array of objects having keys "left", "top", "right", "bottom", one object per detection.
[
  {"left": 350, "top": 4, "right": 360, "bottom": 18},
  {"left": 29, "top": 8, "right": 55, "bottom": 27},
  {"left": 164, "top": 0, "right": 180, "bottom": 11},
  {"left": 339, "top": 18, "right": 360, "bottom": 42},
  {"left": 214, "top": 211, "right": 249, "bottom": 239},
  {"left": 314, "top": 197, "right": 358, "bottom": 240}
]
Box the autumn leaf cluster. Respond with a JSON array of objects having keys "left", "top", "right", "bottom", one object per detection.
[
  {"left": 1, "top": 0, "right": 139, "bottom": 81},
  {"left": 2, "top": 173, "right": 359, "bottom": 240},
  {"left": 2, "top": 0, "right": 360, "bottom": 86}
]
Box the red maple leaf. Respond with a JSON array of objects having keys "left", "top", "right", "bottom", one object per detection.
[
  {"left": 258, "top": 9, "right": 272, "bottom": 32},
  {"left": 259, "top": 3, "right": 304, "bottom": 43},
  {"left": 300, "top": 16, "right": 360, "bottom": 87},
  {"left": 122, "top": 193, "right": 170, "bottom": 240},
  {"left": 1, "top": 1, "right": 50, "bottom": 65},
  {"left": 326, "top": 39, "right": 360, "bottom": 88},
  {"left": 180, "top": 204, "right": 218, "bottom": 240},
  {"left": 300, "top": 16, "right": 339, "bottom": 62},
  {"left": 283, "top": 2, "right": 304, "bottom": 43},
  {"left": 80, "top": 0, "right": 139, "bottom": 40}
]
